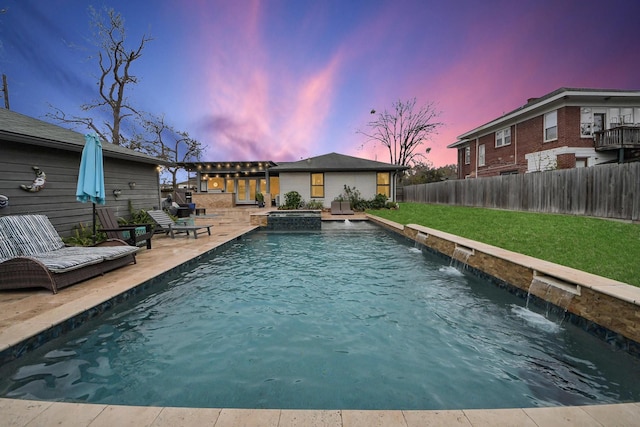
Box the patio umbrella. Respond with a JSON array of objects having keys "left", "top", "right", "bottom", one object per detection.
[{"left": 75, "top": 133, "right": 106, "bottom": 243}]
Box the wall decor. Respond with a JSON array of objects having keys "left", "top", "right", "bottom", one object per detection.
[{"left": 20, "top": 166, "right": 47, "bottom": 192}]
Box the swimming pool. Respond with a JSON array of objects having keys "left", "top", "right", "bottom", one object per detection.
[{"left": 0, "top": 222, "right": 639, "bottom": 409}]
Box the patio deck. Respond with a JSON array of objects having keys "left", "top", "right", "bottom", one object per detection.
[{"left": 0, "top": 209, "right": 638, "bottom": 426}]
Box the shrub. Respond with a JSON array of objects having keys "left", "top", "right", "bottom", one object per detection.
[
  {"left": 63, "top": 222, "right": 106, "bottom": 246},
  {"left": 305, "top": 199, "right": 324, "bottom": 210},
  {"left": 370, "top": 193, "right": 389, "bottom": 209},
  {"left": 385, "top": 201, "right": 399, "bottom": 209},
  {"left": 280, "top": 191, "right": 304, "bottom": 209},
  {"left": 118, "top": 201, "right": 153, "bottom": 225}
]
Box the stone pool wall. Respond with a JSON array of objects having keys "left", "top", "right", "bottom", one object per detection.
[
  {"left": 264, "top": 210, "right": 322, "bottom": 230},
  {"left": 367, "top": 215, "right": 640, "bottom": 354}
]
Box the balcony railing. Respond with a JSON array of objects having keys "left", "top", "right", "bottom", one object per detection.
[{"left": 594, "top": 126, "right": 640, "bottom": 150}]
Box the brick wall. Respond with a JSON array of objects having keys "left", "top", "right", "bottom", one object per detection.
[
  {"left": 476, "top": 130, "right": 521, "bottom": 177},
  {"left": 457, "top": 106, "right": 602, "bottom": 178},
  {"left": 557, "top": 153, "right": 576, "bottom": 169},
  {"left": 457, "top": 147, "right": 473, "bottom": 178},
  {"left": 563, "top": 106, "right": 597, "bottom": 148}
]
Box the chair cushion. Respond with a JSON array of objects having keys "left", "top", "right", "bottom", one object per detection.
[
  {"left": 0, "top": 215, "right": 65, "bottom": 255},
  {"left": 30, "top": 248, "right": 105, "bottom": 273},
  {"left": 121, "top": 226, "right": 149, "bottom": 240},
  {"left": 0, "top": 226, "right": 20, "bottom": 261},
  {"left": 89, "top": 245, "right": 139, "bottom": 261},
  {"left": 31, "top": 246, "right": 138, "bottom": 273}
]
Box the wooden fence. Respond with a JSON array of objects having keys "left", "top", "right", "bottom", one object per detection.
[{"left": 402, "top": 162, "right": 640, "bottom": 221}]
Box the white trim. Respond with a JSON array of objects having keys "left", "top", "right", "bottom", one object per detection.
[
  {"left": 524, "top": 146, "right": 616, "bottom": 172},
  {"left": 544, "top": 110, "right": 558, "bottom": 142},
  {"left": 495, "top": 127, "right": 511, "bottom": 147}
]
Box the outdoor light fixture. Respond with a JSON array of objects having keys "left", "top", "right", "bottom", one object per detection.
[
  {"left": 128, "top": 181, "right": 136, "bottom": 189},
  {"left": 113, "top": 189, "right": 122, "bottom": 198}
]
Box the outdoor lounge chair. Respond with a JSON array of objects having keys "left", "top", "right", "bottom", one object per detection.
[
  {"left": 0, "top": 214, "right": 138, "bottom": 293},
  {"left": 147, "top": 210, "right": 213, "bottom": 239},
  {"left": 96, "top": 207, "right": 153, "bottom": 249}
]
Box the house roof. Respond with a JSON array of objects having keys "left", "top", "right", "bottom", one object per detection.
[
  {"left": 270, "top": 152, "right": 408, "bottom": 172},
  {"left": 0, "top": 108, "right": 166, "bottom": 165},
  {"left": 447, "top": 87, "right": 640, "bottom": 149},
  {"left": 179, "top": 160, "right": 278, "bottom": 177}
]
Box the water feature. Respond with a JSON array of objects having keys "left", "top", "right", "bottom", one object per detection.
[
  {"left": 526, "top": 274, "right": 577, "bottom": 321},
  {"left": 0, "top": 222, "right": 639, "bottom": 410},
  {"left": 450, "top": 244, "right": 474, "bottom": 269}
]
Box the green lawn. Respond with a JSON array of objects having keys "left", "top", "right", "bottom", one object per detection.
[{"left": 368, "top": 203, "right": 640, "bottom": 287}]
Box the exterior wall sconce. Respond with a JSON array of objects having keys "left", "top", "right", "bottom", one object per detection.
[
  {"left": 128, "top": 181, "right": 136, "bottom": 189},
  {"left": 113, "top": 189, "right": 122, "bottom": 198}
]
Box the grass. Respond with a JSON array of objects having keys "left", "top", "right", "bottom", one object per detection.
[{"left": 368, "top": 203, "right": 640, "bottom": 287}]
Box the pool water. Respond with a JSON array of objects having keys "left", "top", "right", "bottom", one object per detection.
[{"left": 1, "top": 222, "right": 639, "bottom": 409}]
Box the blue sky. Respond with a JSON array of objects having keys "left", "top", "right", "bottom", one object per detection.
[{"left": 2, "top": 0, "right": 640, "bottom": 167}]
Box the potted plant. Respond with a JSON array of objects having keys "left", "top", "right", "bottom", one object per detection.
[{"left": 255, "top": 192, "right": 265, "bottom": 208}]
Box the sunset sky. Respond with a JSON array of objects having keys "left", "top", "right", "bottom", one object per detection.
[{"left": 2, "top": 0, "right": 640, "bottom": 168}]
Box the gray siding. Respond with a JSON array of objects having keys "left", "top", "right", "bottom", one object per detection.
[{"left": 1, "top": 140, "right": 161, "bottom": 237}]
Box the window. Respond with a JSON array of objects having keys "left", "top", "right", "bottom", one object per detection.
[
  {"left": 621, "top": 108, "right": 633, "bottom": 125},
  {"left": 464, "top": 146, "right": 471, "bottom": 164},
  {"left": 376, "top": 172, "right": 390, "bottom": 197},
  {"left": 495, "top": 127, "right": 511, "bottom": 147},
  {"left": 609, "top": 108, "right": 620, "bottom": 127},
  {"left": 544, "top": 111, "right": 557, "bottom": 141},
  {"left": 478, "top": 144, "right": 485, "bottom": 166},
  {"left": 580, "top": 107, "right": 593, "bottom": 137},
  {"left": 310, "top": 173, "right": 324, "bottom": 198}
]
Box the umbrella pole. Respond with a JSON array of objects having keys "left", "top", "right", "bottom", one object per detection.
[{"left": 92, "top": 203, "right": 96, "bottom": 245}]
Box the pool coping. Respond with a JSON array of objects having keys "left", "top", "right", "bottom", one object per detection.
[
  {"left": 367, "top": 215, "right": 640, "bottom": 348},
  {"left": 0, "top": 219, "right": 639, "bottom": 426}
]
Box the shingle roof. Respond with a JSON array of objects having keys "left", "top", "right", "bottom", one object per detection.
[
  {"left": 0, "top": 108, "right": 165, "bottom": 165},
  {"left": 270, "top": 152, "right": 408, "bottom": 172}
]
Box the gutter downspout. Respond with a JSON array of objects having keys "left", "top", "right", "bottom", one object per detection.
[
  {"left": 512, "top": 122, "right": 520, "bottom": 171},
  {"left": 475, "top": 138, "right": 479, "bottom": 178}
]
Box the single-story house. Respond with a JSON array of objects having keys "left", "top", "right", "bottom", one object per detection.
[
  {"left": 448, "top": 87, "right": 640, "bottom": 178},
  {"left": 0, "top": 108, "right": 166, "bottom": 236},
  {"left": 181, "top": 152, "right": 407, "bottom": 209},
  {"left": 270, "top": 153, "right": 407, "bottom": 208}
]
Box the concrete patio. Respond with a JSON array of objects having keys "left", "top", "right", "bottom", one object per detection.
[{"left": 0, "top": 209, "right": 638, "bottom": 426}]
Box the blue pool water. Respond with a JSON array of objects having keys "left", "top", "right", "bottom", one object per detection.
[{"left": 1, "top": 222, "right": 639, "bottom": 409}]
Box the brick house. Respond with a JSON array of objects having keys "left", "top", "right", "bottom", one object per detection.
[{"left": 448, "top": 88, "right": 640, "bottom": 179}]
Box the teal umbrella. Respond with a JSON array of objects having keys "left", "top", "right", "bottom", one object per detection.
[{"left": 76, "top": 133, "right": 106, "bottom": 243}]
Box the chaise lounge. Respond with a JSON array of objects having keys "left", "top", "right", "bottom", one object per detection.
[
  {"left": 0, "top": 214, "right": 139, "bottom": 294},
  {"left": 147, "top": 210, "right": 213, "bottom": 239}
]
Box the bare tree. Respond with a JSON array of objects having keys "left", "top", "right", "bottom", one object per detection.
[
  {"left": 133, "top": 114, "right": 205, "bottom": 191},
  {"left": 48, "top": 7, "right": 152, "bottom": 147},
  {"left": 358, "top": 98, "right": 442, "bottom": 168}
]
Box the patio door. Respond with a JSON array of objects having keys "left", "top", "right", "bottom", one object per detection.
[{"left": 236, "top": 178, "right": 259, "bottom": 204}]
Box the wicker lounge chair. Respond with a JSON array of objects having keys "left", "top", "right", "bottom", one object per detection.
[
  {"left": 0, "top": 214, "right": 138, "bottom": 293},
  {"left": 96, "top": 207, "right": 153, "bottom": 249},
  {"left": 147, "top": 210, "right": 212, "bottom": 239}
]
